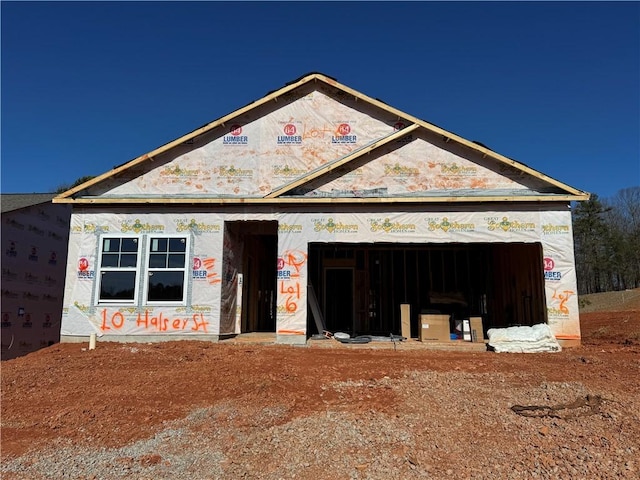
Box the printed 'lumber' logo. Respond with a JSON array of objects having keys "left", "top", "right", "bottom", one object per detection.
[{"left": 223, "top": 124, "right": 248, "bottom": 145}]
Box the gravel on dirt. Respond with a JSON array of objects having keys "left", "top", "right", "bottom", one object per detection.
[{"left": 2, "top": 290, "right": 639, "bottom": 479}]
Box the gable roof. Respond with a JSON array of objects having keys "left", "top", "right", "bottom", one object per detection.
[
  {"left": 1, "top": 193, "right": 57, "bottom": 214},
  {"left": 54, "top": 72, "right": 589, "bottom": 205}
]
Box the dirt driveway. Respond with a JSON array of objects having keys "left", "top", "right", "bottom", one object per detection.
[{"left": 2, "top": 291, "right": 639, "bottom": 479}]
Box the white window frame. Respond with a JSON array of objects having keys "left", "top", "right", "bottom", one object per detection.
[
  {"left": 142, "top": 234, "right": 190, "bottom": 306},
  {"left": 95, "top": 235, "right": 142, "bottom": 305}
]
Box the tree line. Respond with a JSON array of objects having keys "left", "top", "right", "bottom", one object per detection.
[{"left": 572, "top": 186, "right": 640, "bottom": 294}]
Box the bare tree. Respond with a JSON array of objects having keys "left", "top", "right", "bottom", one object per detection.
[{"left": 573, "top": 187, "right": 640, "bottom": 294}]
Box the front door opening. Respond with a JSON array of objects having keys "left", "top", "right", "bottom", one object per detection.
[{"left": 223, "top": 221, "right": 277, "bottom": 334}]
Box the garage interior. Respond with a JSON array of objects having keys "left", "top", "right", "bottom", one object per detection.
[{"left": 307, "top": 242, "right": 547, "bottom": 340}]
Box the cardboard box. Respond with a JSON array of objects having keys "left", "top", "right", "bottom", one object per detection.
[
  {"left": 419, "top": 314, "right": 450, "bottom": 342},
  {"left": 469, "top": 316, "right": 485, "bottom": 342}
]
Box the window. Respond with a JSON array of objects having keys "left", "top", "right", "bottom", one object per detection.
[
  {"left": 146, "top": 236, "right": 188, "bottom": 303},
  {"left": 96, "top": 235, "right": 189, "bottom": 305},
  {"left": 98, "top": 237, "right": 139, "bottom": 303}
]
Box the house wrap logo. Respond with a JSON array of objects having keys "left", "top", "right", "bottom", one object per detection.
[
  {"left": 426, "top": 217, "right": 475, "bottom": 233},
  {"left": 486, "top": 216, "right": 536, "bottom": 232},
  {"left": 331, "top": 123, "right": 357, "bottom": 144},
  {"left": 73, "top": 301, "right": 91, "bottom": 313},
  {"left": 223, "top": 124, "right": 248, "bottom": 145},
  {"left": 176, "top": 219, "right": 221, "bottom": 233},
  {"left": 542, "top": 224, "right": 570, "bottom": 235},
  {"left": 273, "top": 165, "right": 306, "bottom": 178},
  {"left": 5, "top": 218, "right": 25, "bottom": 230},
  {"left": 369, "top": 218, "right": 416, "bottom": 233},
  {"left": 543, "top": 257, "right": 562, "bottom": 281},
  {"left": 277, "top": 123, "right": 302, "bottom": 145},
  {"left": 77, "top": 257, "right": 95, "bottom": 279},
  {"left": 312, "top": 218, "right": 358, "bottom": 234},
  {"left": 71, "top": 222, "right": 109, "bottom": 234},
  {"left": 2, "top": 289, "right": 19, "bottom": 299},
  {"left": 384, "top": 163, "right": 419, "bottom": 177},
  {"left": 278, "top": 223, "right": 303, "bottom": 233},
  {"left": 160, "top": 165, "right": 201, "bottom": 177},
  {"left": 440, "top": 163, "right": 478, "bottom": 176},
  {"left": 218, "top": 165, "right": 253, "bottom": 178},
  {"left": 28, "top": 224, "right": 45, "bottom": 236},
  {"left": 5, "top": 241, "right": 17, "bottom": 258},
  {"left": 121, "top": 219, "right": 165, "bottom": 233}
]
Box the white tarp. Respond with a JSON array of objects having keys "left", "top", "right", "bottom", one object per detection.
[{"left": 487, "top": 324, "right": 562, "bottom": 353}]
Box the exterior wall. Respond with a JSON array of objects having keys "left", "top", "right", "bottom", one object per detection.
[
  {"left": 1, "top": 203, "right": 71, "bottom": 359},
  {"left": 60, "top": 205, "right": 580, "bottom": 346},
  {"left": 62, "top": 212, "right": 224, "bottom": 339},
  {"left": 60, "top": 210, "right": 277, "bottom": 340},
  {"left": 275, "top": 207, "right": 580, "bottom": 345}
]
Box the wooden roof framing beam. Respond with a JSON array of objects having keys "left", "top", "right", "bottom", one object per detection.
[{"left": 53, "top": 194, "right": 586, "bottom": 205}]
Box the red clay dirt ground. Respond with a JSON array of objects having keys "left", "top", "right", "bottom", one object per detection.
[{"left": 1, "top": 289, "right": 639, "bottom": 479}]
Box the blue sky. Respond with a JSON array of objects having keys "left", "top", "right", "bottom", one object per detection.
[{"left": 2, "top": 1, "right": 638, "bottom": 200}]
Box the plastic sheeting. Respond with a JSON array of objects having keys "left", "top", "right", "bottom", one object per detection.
[{"left": 487, "top": 324, "right": 562, "bottom": 353}]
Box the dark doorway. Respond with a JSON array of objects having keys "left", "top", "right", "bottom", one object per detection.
[
  {"left": 324, "top": 267, "right": 354, "bottom": 334},
  {"left": 223, "top": 221, "right": 277, "bottom": 333}
]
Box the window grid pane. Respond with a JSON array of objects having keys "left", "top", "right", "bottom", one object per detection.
[
  {"left": 100, "top": 271, "right": 136, "bottom": 300},
  {"left": 120, "top": 254, "right": 138, "bottom": 268},
  {"left": 169, "top": 238, "right": 186, "bottom": 252},
  {"left": 149, "top": 254, "right": 167, "bottom": 268},
  {"left": 147, "top": 237, "right": 187, "bottom": 303},
  {"left": 151, "top": 238, "right": 168, "bottom": 253},
  {"left": 121, "top": 238, "right": 138, "bottom": 252},
  {"left": 147, "top": 271, "right": 184, "bottom": 301},
  {"left": 98, "top": 237, "right": 139, "bottom": 303},
  {"left": 101, "top": 254, "right": 119, "bottom": 268},
  {"left": 168, "top": 254, "right": 185, "bottom": 268}
]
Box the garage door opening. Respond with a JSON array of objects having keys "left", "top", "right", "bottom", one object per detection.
[{"left": 307, "top": 242, "right": 547, "bottom": 339}]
